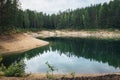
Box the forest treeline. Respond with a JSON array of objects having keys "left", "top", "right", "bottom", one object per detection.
[{"left": 0, "top": 0, "right": 120, "bottom": 34}]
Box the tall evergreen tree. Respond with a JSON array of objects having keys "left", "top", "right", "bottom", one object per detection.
[{"left": 0, "top": 0, "right": 20, "bottom": 33}]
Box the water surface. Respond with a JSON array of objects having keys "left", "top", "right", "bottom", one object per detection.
[{"left": 2, "top": 38, "right": 120, "bottom": 74}]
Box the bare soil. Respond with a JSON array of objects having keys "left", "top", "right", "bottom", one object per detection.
[
  {"left": 0, "top": 33, "right": 49, "bottom": 55},
  {"left": 29, "top": 30, "right": 120, "bottom": 40},
  {"left": 0, "top": 73, "right": 120, "bottom": 80}
]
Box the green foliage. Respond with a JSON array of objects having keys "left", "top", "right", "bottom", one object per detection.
[
  {"left": 46, "top": 62, "right": 55, "bottom": 72},
  {"left": 5, "top": 60, "right": 26, "bottom": 77},
  {"left": 0, "top": 57, "right": 2, "bottom": 62},
  {"left": 45, "top": 61, "right": 57, "bottom": 80},
  {"left": 0, "top": 56, "right": 26, "bottom": 77},
  {"left": 0, "top": 0, "right": 20, "bottom": 34},
  {"left": 15, "top": 0, "right": 119, "bottom": 30},
  {"left": 0, "top": 64, "right": 6, "bottom": 72},
  {"left": 45, "top": 61, "right": 56, "bottom": 75},
  {"left": 0, "top": 57, "right": 5, "bottom": 76},
  {"left": 0, "top": 0, "right": 120, "bottom": 34},
  {"left": 70, "top": 72, "right": 75, "bottom": 78},
  {"left": 0, "top": 26, "right": 18, "bottom": 35},
  {"left": 46, "top": 71, "right": 56, "bottom": 80}
]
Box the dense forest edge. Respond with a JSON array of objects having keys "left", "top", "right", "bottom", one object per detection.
[{"left": 0, "top": 0, "right": 120, "bottom": 35}]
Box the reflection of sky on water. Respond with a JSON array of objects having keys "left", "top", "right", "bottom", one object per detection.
[{"left": 25, "top": 50, "right": 120, "bottom": 74}]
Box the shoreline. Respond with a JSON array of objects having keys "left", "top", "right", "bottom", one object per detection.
[
  {"left": 0, "top": 33, "right": 49, "bottom": 55},
  {"left": 0, "top": 29, "right": 120, "bottom": 55},
  {"left": 29, "top": 73, "right": 120, "bottom": 78},
  {"left": 29, "top": 30, "right": 120, "bottom": 40},
  {"left": 0, "top": 73, "right": 120, "bottom": 80}
]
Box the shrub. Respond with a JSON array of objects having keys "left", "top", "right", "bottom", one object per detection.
[
  {"left": 70, "top": 72, "right": 75, "bottom": 78},
  {"left": 5, "top": 60, "right": 26, "bottom": 77}
]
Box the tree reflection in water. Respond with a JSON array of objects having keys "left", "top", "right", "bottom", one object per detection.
[{"left": 2, "top": 38, "right": 120, "bottom": 69}]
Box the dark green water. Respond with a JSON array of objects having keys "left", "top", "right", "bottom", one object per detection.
[{"left": 2, "top": 38, "right": 120, "bottom": 74}]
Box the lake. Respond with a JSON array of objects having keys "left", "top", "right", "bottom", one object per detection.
[{"left": 2, "top": 37, "right": 120, "bottom": 74}]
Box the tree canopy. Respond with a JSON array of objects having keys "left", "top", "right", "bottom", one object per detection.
[
  {"left": 0, "top": 0, "right": 120, "bottom": 34},
  {"left": 0, "top": 0, "right": 20, "bottom": 33}
]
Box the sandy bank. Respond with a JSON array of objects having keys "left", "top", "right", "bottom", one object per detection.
[
  {"left": 29, "top": 73, "right": 120, "bottom": 79},
  {"left": 29, "top": 30, "right": 120, "bottom": 40},
  {"left": 0, "top": 33, "right": 49, "bottom": 55},
  {"left": 0, "top": 73, "right": 120, "bottom": 80}
]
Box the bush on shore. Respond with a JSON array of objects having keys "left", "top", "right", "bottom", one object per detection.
[{"left": 0, "top": 57, "right": 26, "bottom": 77}]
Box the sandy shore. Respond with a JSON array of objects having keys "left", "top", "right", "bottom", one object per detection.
[
  {"left": 29, "top": 30, "right": 120, "bottom": 40},
  {"left": 0, "top": 33, "right": 49, "bottom": 55},
  {"left": 29, "top": 73, "right": 120, "bottom": 79},
  {"left": 0, "top": 73, "right": 120, "bottom": 80}
]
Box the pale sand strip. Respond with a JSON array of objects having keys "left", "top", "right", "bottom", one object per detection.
[
  {"left": 29, "top": 30, "right": 120, "bottom": 40},
  {"left": 0, "top": 33, "right": 49, "bottom": 55}
]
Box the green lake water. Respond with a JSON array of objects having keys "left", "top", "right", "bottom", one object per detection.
[{"left": 2, "top": 38, "right": 120, "bottom": 74}]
